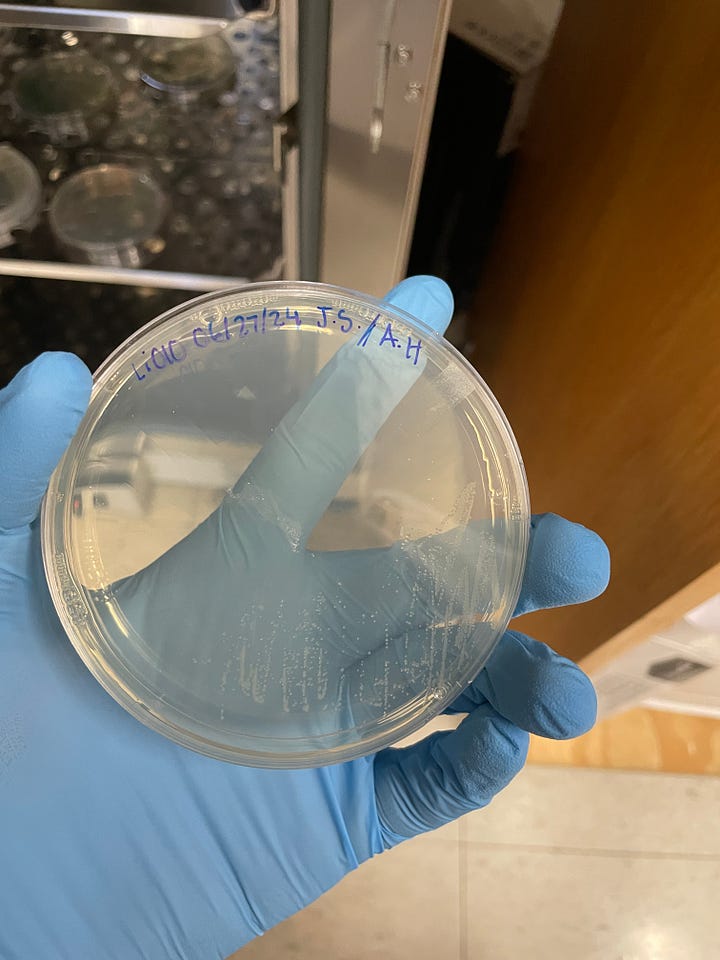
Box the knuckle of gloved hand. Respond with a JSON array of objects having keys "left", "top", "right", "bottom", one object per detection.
[{"left": 431, "top": 713, "right": 529, "bottom": 812}]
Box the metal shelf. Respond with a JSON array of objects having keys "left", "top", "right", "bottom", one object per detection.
[
  {"left": 0, "top": 258, "right": 257, "bottom": 290},
  {"left": 0, "top": 3, "right": 277, "bottom": 38}
]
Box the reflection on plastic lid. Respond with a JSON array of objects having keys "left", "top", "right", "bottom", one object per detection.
[{"left": 42, "top": 281, "right": 530, "bottom": 768}]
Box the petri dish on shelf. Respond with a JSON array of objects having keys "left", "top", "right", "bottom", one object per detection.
[
  {"left": 11, "top": 50, "right": 114, "bottom": 145},
  {"left": 139, "top": 34, "right": 236, "bottom": 104},
  {"left": 48, "top": 164, "right": 167, "bottom": 268},
  {"left": 0, "top": 143, "right": 42, "bottom": 248},
  {"left": 42, "top": 281, "right": 530, "bottom": 768}
]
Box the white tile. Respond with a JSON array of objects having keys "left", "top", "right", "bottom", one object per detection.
[
  {"left": 235, "top": 830, "right": 461, "bottom": 960},
  {"left": 462, "top": 766, "right": 720, "bottom": 856},
  {"left": 464, "top": 846, "right": 720, "bottom": 960}
]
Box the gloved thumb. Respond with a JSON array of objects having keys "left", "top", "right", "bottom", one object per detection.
[{"left": 0, "top": 353, "right": 92, "bottom": 532}]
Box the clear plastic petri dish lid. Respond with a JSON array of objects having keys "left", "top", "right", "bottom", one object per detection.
[
  {"left": 42, "top": 282, "right": 530, "bottom": 768},
  {"left": 139, "top": 34, "right": 235, "bottom": 97},
  {"left": 0, "top": 143, "right": 42, "bottom": 247},
  {"left": 11, "top": 51, "right": 114, "bottom": 128},
  {"left": 48, "top": 164, "right": 167, "bottom": 265}
]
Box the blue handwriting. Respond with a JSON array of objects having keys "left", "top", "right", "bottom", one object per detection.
[{"left": 131, "top": 304, "right": 422, "bottom": 382}]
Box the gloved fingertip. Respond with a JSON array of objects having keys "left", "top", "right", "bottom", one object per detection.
[
  {"left": 474, "top": 631, "right": 598, "bottom": 740},
  {"left": 4, "top": 352, "right": 92, "bottom": 412},
  {"left": 537, "top": 660, "right": 597, "bottom": 739},
  {"left": 518, "top": 513, "right": 611, "bottom": 615},
  {"left": 523, "top": 643, "right": 597, "bottom": 739},
  {"left": 383, "top": 275, "right": 454, "bottom": 336},
  {"left": 561, "top": 519, "right": 611, "bottom": 601}
]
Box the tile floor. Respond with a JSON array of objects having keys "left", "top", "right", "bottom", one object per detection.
[{"left": 234, "top": 765, "right": 720, "bottom": 960}]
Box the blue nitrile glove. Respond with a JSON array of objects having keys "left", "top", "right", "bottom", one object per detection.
[{"left": 0, "top": 277, "right": 610, "bottom": 960}]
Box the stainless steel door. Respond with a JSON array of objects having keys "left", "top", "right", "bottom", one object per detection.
[{"left": 321, "top": 0, "right": 451, "bottom": 295}]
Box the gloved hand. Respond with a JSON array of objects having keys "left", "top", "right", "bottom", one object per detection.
[{"left": 0, "top": 277, "right": 609, "bottom": 960}]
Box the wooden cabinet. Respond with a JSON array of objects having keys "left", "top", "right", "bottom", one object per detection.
[{"left": 467, "top": 1, "right": 720, "bottom": 665}]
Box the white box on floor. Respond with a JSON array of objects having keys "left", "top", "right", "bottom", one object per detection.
[{"left": 592, "top": 596, "right": 720, "bottom": 719}]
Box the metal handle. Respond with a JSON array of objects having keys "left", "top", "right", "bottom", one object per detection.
[
  {"left": 369, "top": 38, "right": 391, "bottom": 154},
  {"left": 0, "top": 3, "right": 237, "bottom": 38},
  {"left": 369, "top": 0, "right": 397, "bottom": 154},
  {"left": 0, "top": 258, "right": 281, "bottom": 291}
]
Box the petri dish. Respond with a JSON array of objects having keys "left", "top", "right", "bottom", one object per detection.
[
  {"left": 139, "top": 34, "right": 236, "bottom": 102},
  {"left": 11, "top": 51, "right": 114, "bottom": 144},
  {"left": 42, "top": 282, "right": 530, "bottom": 768},
  {"left": 49, "top": 164, "right": 167, "bottom": 268},
  {"left": 0, "top": 143, "right": 42, "bottom": 248}
]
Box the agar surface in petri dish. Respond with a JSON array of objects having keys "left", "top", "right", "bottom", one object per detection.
[{"left": 42, "top": 281, "right": 530, "bottom": 768}]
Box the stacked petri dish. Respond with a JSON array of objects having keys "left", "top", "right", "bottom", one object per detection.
[
  {"left": 48, "top": 164, "right": 167, "bottom": 267},
  {"left": 139, "top": 34, "right": 236, "bottom": 107},
  {"left": 11, "top": 50, "right": 115, "bottom": 146}
]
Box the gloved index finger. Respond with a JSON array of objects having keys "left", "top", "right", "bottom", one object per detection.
[{"left": 230, "top": 276, "right": 453, "bottom": 546}]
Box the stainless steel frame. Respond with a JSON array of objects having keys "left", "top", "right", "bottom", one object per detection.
[
  {"left": 277, "top": 0, "right": 300, "bottom": 279},
  {"left": 0, "top": 258, "right": 280, "bottom": 290},
  {"left": 320, "top": 0, "right": 451, "bottom": 296},
  {"left": 0, "top": 2, "right": 276, "bottom": 38}
]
